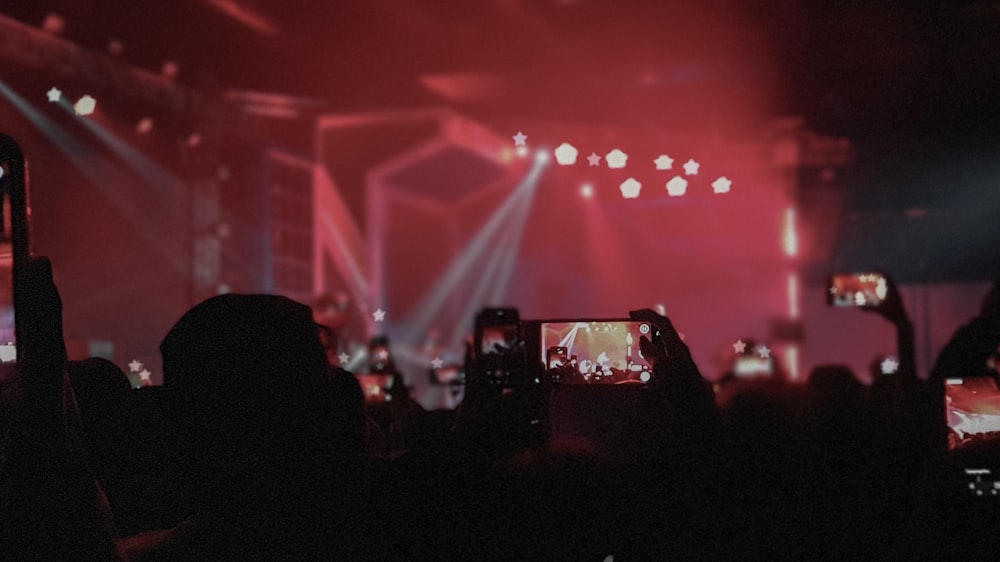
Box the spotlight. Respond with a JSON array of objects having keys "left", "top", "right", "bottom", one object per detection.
[
  {"left": 162, "top": 61, "right": 180, "bottom": 79},
  {"left": 516, "top": 146, "right": 529, "bottom": 158},
  {"left": 187, "top": 132, "right": 202, "bottom": 148},
  {"left": 136, "top": 117, "right": 154, "bottom": 135},
  {"left": 605, "top": 148, "right": 628, "bottom": 169},
  {"left": 106, "top": 39, "right": 125, "bottom": 56},
  {"left": 41, "top": 13, "right": 65, "bottom": 35},
  {"left": 534, "top": 149, "right": 549, "bottom": 164},
  {"left": 580, "top": 183, "right": 594, "bottom": 199}
]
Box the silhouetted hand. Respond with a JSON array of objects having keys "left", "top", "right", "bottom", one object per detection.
[
  {"left": 981, "top": 280, "right": 1000, "bottom": 320},
  {"left": 863, "top": 274, "right": 911, "bottom": 328},
  {"left": 629, "top": 308, "right": 699, "bottom": 378}
]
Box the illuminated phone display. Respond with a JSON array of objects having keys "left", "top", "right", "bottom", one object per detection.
[
  {"left": 540, "top": 320, "right": 652, "bottom": 384},
  {"left": 945, "top": 377, "right": 1000, "bottom": 449},
  {"left": 827, "top": 273, "right": 888, "bottom": 307}
]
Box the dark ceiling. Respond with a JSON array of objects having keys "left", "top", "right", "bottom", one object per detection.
[{"left": 3, "top": 0, "right": 999, "bottom": 280}]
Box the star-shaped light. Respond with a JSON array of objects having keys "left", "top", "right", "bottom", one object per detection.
[
  {"left": 682, "top": 158, "right": 699, "bottom": 175},
  {"left": 431, "top": 357, "right": 444, "bottom": 369},
  {"left": 376, "top": 349, "right": 389, "bottom": 360},
  {"left": 554, "top": 143, "right": 578, "bottom": 165},
  {"left": 46, "top": 87, "right": 62, "bottom": 103},
  {"left": 128, "top": 359, "right": 142, "bottom": 372},
  {"left": 512, "top": 131, "right": 527, "bottom": 146},
  {"left": 665, "top": 176, "right": 688, "bottom": 196},
  {"left": 338, "top": 352, "right": 350, "bottom": 366},
  {"left": 74, "top": 95, "right": 96, "bottom": 116},
  {"left": 756, "top": 345, "right": 770, "bottom": 359},
  {"left": 712, "top": 176, "right": 732, "bottom": 194},
  {"left": 372, "top": 308, "right": 386, "bottom": 322},
  {"left": 733, "top": 340, "right": 746, "bottom": 354},
  {"left": 586, "top": 152, "right": 601, "bottom": 166},
  {"left": 605, "top": 149, "right": 628, "bottom": 169},
  {"left": 881, "top": 357, "right": 899, "bottom": 374},
  {"left": 139, "top": 369, "right": 152, "bottom": 383},
  {"left": 654, "top": 155, "right": 674, "bottom": 170},
  {"left": 619, "top": 178, "right": 641, "bottom": 199}
]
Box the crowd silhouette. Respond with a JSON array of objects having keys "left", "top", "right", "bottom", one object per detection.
[{"left": 2, "top": 254, "right": 999, "bottom": 560}]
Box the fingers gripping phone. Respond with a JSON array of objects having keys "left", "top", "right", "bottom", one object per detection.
[{"left": 0, "top": 134, "right": 31, "bottom": 375}]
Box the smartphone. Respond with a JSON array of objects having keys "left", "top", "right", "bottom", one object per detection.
[
  {"left": 475, "top": 308, "right": 520, "bottom": 357},
  {"left": 827, "top": 272, "right": 889, "bottom": 307},
  {"left": 944, "top": 376, "right": 1000, "bottom": 450},
  {"left": 0, "top": 134, "right": 30, "bottom": 379},
  {"left": 733, "top": 355, "right": 774, "bottom": 378},
  {"left": 546, "top": 346, "right": 568, "bottom": 370},
  {"left": 368, "top": 336, "right": 392, "bottom": 375},
  {"left": 474, "top": 308, "right": 521, "bottom": 388},
  {"left": 539, "top": 320, "right": 653, "bottom": 385},
  {"left": 356, "top": 374, "right": 394, "bottom": 404}
]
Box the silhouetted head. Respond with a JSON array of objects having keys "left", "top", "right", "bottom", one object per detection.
[
  {"left": 67, "top": 357, "right": 132, "bottom": 472},
  {"left": 159, "top": 294, "right": 337, "bottom": 489}
]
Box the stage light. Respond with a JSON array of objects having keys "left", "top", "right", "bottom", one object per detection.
[
  {"left": 516, "top": 146, "right": 529, "bottom": 158},
  {"left": 580, "top": 183, "right": 594, "bottom": 199},
  {"left": 162, "top": 61, "right": 180, "bottom": 79},
  {"left": 554, "top": 143, "right": 578, "bottom": 165},
  {"left": 639, "top": 371, "right": 651, "bottom": 382},
  {"left": 136, "top": 117, "right": 154, "bottom": 135},
  {"left": 619, "top": 178, "right": 641, "bottom": 199},
  {"left": 665, "top": 176, "right": 687, "bottom": 196},
  {"left": 42, "top": 13, "right": 65, "bottom": 34},
  {"left": 74, "top": 95, "right": 97, "bottom": 116},
  {"left": 605, "top": 149, "right": 628, "bottom": 169},
  {"left": 683, "top": 158, "right": 700, "bottom": 175},
  {"left": 187, "top": 133, "right": 203, "bottom": 148},
  {"left": 535, "top": 149, "right": 550, "bottom": 164},
  {"left": 782, "top": 207, "right": 797, "bottom": 256},
  {"left": 106, "top": 39, "right": 125, "bottom": 56}
]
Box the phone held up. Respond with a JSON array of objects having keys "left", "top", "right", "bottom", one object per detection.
[
  {"left": 827, "top": 272, "right": 889, "bottom": 308},
  {"left": 474, "top": 307, "right": 521, "bottom": 389},
  {"left": 0, "top": 134, "right": 31, "bottom": 380}
]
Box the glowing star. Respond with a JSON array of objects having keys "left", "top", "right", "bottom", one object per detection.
[
  {"left": 554, "top": 143, "right": 578, "bottom": 166},
  {"left": 619, "top": 178, "right": 641, "bottom": 199},
  {"left": 654, "top": 155, "right": 674, "bottom": 170},
  {"left": 512, "top": 131, "right": 527, "bottom": 146},
  {"left": 338, "top": 352, "right": 350, "bottom": 366},
  {"left": 128, "top": 359, "right": 142, "bottom": 372},
  {"left": 586, "top": 152, "right": 601, "bottom": 166},
  {"left": 712, "top": 176, "right": 732, "bottom": 194},
  {"left": 733, "top": 340, "right": 746, "bottom": 354},
  {"left": 682, "top": 158, "right": 700, "bottom": 175},
  {"left": 46, "top": 87, "right": 62, "bottom": 103},
  {"left": 881, "top": 357, "right": 899, "bottom": 374},
  {"left": 431, "top": 357, "right": 444, "bottom": 369},
  {"left": 139, "top": 369, "right": 152, "bottom": 384},
  {"left": 74, "top": 95, "right": 96, "bottom": 116},
  {"left": 376, "top": 349, "right": 389, "bottom": 361},
  {"left": 665, "top": 176, "right": 688, "bottom": 196},
  {"left": 757, "top": 345, "right": 770, "bottom": 359},
  {"left": 605, "top": 149, "right": 628, "bottom": 169},
  {"left": 372, "top": 308, "right": 386, "bottom": 322}
]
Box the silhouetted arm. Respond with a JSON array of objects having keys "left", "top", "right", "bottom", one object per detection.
[{"left": 0, "top": 258, "right": 122, "bottom": 560}]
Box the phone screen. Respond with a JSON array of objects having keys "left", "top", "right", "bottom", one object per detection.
[
  {"left": 0, "top": 136, "right": 28, "bottom": 378},
  {"left": 540, "top": 320, "right": 653, "bottom": 384},
  {"left": 945, "top": 377, "right": 1000, "bottom": 449},
  {"left": 733, "top": 355, "right": 773, "bottom": 377},
  {"left": 827, "top": 273, "right": 889, "bottom": 307}
]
